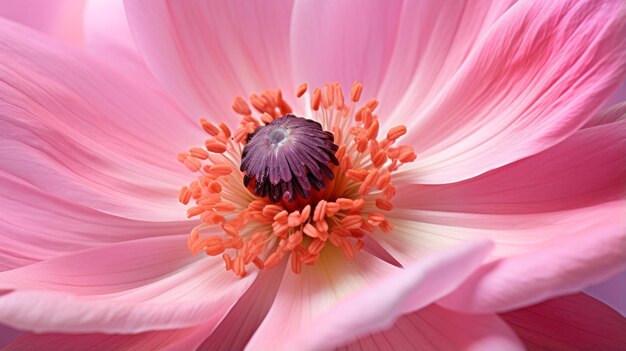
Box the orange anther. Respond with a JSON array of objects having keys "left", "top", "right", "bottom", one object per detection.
[
  {"left": 184, "top": 157, "right": 202, "bottom": 172},
  {"left": 387, "top": 125, "right": 407, "bottom": 141},
  {"left": 233, "top": 96, "right": 252, "bottom": 115},
  {"left": 218, "top": 122, "right": 231, "bottom": 138},
  {"left": 178, "top": 186, "right": 191, "bottom": 205},
  {"left": 200, "top": 118, "right": 220, "bottom": 136},
  {"left": 208, "top": 164, "right": 233, "bottom": 176},
  {"left": 205, "top": 142, "right": 227, "bottom": 153},
  {"left": 346, "top": 169, "right": 369, "bottom": 182},
  {"left": 303, "top": 223, "right": 320, "bottom": 238},
  {"left": 311, "top": 88, "right": 322, "bottom": 111},
  {"left": 350, "top": 82, "right": 363, "bottom": 102},
  {"left": 375, "top": 198, "right": 394, "bottom": 211},
  {"left": 189, "top": 147, "right": 209, "bottom": 159},
  {"left": 297, "top": 83, "right": 308, "bottom": 97}
]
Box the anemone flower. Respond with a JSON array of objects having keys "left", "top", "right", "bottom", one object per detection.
[{"left": 1, "top": 0, "right": 626, "bottom": 350}]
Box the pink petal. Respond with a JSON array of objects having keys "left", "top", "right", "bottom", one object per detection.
[
  {"left": 83, "top": 0, "right": 147, "bottom": 76},
  {"left": 290, "top": 0, "right": 402, "bottom": 101},
  {"left": 501, "top": 293, "right": 626, "bottom": 349},
  {"left": 583, "top": 102, "right": 626, "bottom": 128},
  {"left": 2, "top": 324, "right": 212, "bottom": 351},
  {"left": 399, "top": 0, "right": 626, "bottom": 183},
  {"left": 375, "top": 0, "right": 515, "bottom": 126},
  {"left": 379, "top": 119, "right": 625, "bottom": 265},
  {"left": 338, "top": 305, "right": 523, "bottom": 351},
  {"left": 439, "top": 213, "right": 626, "bottom": 313},
  {"left": 0, "top": 0, "right": 85, "bottom": 45},
  {"left": 247, "top": 241, "right": 493, "bottom": 350},
  {"left": 0, "top": 235, "right": 255, "bottom": 333},
  {"left": 198, "top": 261, "right": 286, "bottom": 351},
  {"left": 0, "top": 19, "right": 201, "bottom": 220},
  {"left": 123, "top": 0, "right": 295, "bottom": 120},
  {"left": 585, "top": 270, "right": 626, "bottom": 316},
  {"left": 395, "top": 119, "right": 626, "bottom": 215},
  {"left": 0, "top": 171, "right": 190, "bottom": 271}
]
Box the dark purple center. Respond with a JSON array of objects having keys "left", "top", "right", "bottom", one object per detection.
[{"left": 240, "top": 114, "right": 339, "bottom": 202}]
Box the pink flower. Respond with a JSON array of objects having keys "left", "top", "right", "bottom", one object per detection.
[{"left": 1, "top": 0, "right": 626, "bottom": 350}]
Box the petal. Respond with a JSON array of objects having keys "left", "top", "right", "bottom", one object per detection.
[
  {"left": 501, "top": 293, "right": 626, "bottom": 349},
  {"left": 376, "top": 0, "right": 515, "bottom": 125},
  {"left": 338, "top": 306, "right": 523, "bottom": 351},
  {"left": 198, "top": 261, "right": 286, "bottom": 351},
  {"left": 245, "top": 248, "right": 394, "bottom": 350},
  {"left": 380, "top": 119, "right": 626, "bottom": 265},
  {"left": 585, "top": 270, "right": 626, "bottom": 316},
  {"left": 124, "top": 0, "right": 295, "bottom": 120},
  {"left": 290, "top": 0, "right": 403, "bottom": 101},
  {"left": 399, "top": 0, "right": 626, "bottom": 183},
  {"left": 439, "top": 212, "right": 626, "bottom": 313},
  {"left": 0, "top": 0, "right": 84, "bottom": 44},
  {"left": 0, "top": 324, "right": 22, "bottom": 348},
  {"left": 248, "top": 241, "right": 493, "bottom": 350},
  {"left": 0, "top": 171, "right": 190, "bottom": 271},
  {"left": 395, "top": 119, "right": 626, "bottom": 215},
  {"left": 83, "top": 0, "right": 146, "bottom": 75},
  {"left": 0, "top": 235, "right": 255, "bottom": 333},
  {"left": 0, "top": 19, "right": 201, "bottom": 220},
  {"left": 583, "top": 102, "right": 626, "bottom": 128},
  {"left": 2, "top": 324, "right": 212, "bottom": 351}
]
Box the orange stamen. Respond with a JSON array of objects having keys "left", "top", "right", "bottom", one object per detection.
[{"left": 179, "top": 81, "right": 416, "bottom": 276}]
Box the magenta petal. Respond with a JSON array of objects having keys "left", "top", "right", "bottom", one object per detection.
[
  {"left": 2, "top": 324, "right": 212, "bottom": 351},
  {"left": 339, "top": 305, "right": 523, "bottom": 351},
  {"left": 401, "top": 0, "right": 626, "bottom": 184},
  {"left": 0, "top": 235, "right": 256, "bottom": 333},
  {"left": 501, "top": 294, "right": 626, "bottom": 350}
]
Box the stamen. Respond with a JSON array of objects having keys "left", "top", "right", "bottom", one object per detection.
[{"left": 178, "top": 82, "right": 416, "bottom": 276}]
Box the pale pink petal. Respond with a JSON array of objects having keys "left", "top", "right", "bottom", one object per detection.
[
  {"left": 583, "top": 102, "right": 626, "bottom": 128},
  {"left": 501, "top": 293, "right": 626, "bottom": 349},
  {"left": 379, "top": 119, "right": 625, "bottom": 265},
  {"left": 280, "top": 241, "right": 493, "bottom": 350},
  {"left": 83, "top": 0, "right": 146, "bottom": 75},
  {"left": 339, "top": 305, "right": 523, "bottom": 351},
  {"left": 123, "top": 0, "right": 295, "bottom": 120},
  {"left": 0, "top": 171, "right": 190, "bottom": 271},
  {"left": 399, "top": 0, "right": 626, "bottom": 183},
  {"left": 0, "top": 235, "right": 255, "bottom": 333},
  {"left": 394, "top": 119, "right": 626, "bottom": 215},
  {"left": 0, "top": 0, "right": 85, "bottom": 44},
  {"left": 586, "top": 270, "right": 626, "bottom": 316},
  {"left": 439, "top": 215, "right": 626, "bottom": 313},
  {"left": 245, "top": 248, "right": 394, "bottom": 350},
  {"left": 198, "top": 261, "right": 286, "bottom": 351},
  {"left": 289, "top": 0, "right": 402, "bottom": 102},
  {"left": 375, "top": 0, "right": 515, "bottom": 125},
  {"left": 0, "top": 19, "right": 202, "bottom": 220}
]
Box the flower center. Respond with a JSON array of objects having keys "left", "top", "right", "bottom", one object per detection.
[
  {"left": 241, "top": 114, "right": 339, "bottom": 203},
  {"left": 178, "top": 82, "right": 416, "bottom": 277}
]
